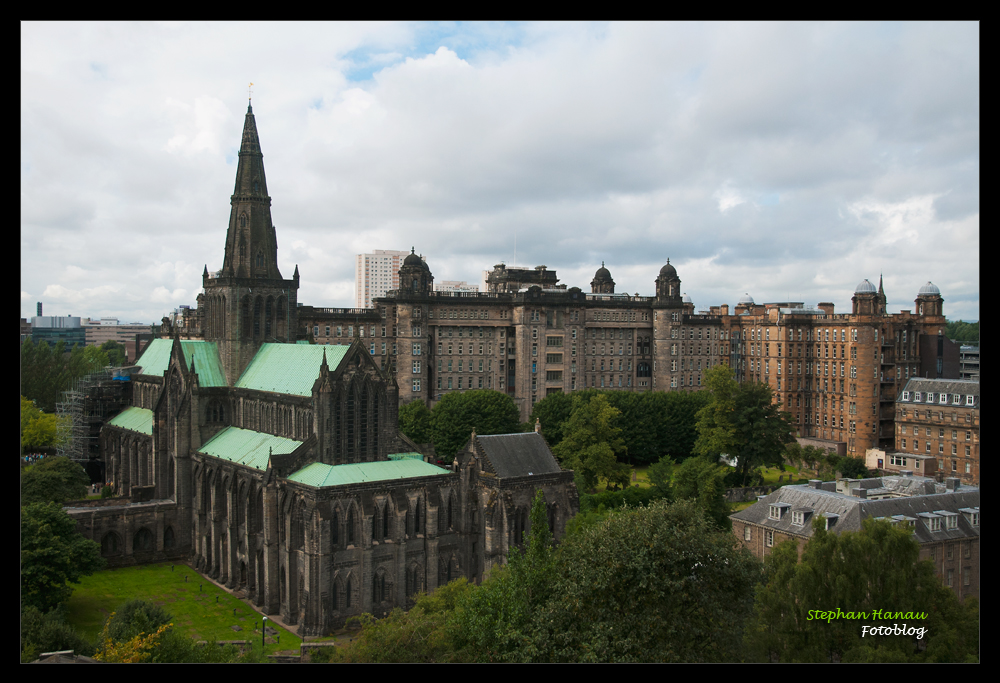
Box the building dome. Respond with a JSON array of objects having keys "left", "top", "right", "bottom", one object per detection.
[
  {"left": 738, "top": 293, "right": 754, "bottom": 305},
  {"left": 855, "top": 279, "right": 877, "bottom": 294},
  {"left": 594, "top": 263, "right": 612, "bottom": 280},
  {"left": 403, "top": 248, "right": 423, "bottom": 267},
  {"left": 659, "top": 259, "right": 677, "bottom": 278},
  {"left": 918, "top": 281, "right": 940, "bottom": 295},
  {"left": 682, "top": 292, "right": 692, "bottom": 304}
]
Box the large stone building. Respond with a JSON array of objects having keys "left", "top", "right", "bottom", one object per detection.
[
  {"left": 67, "top": 102, "right": 578, "bottom": 636},
  {"left": 299, "top": 257, "right": 951, "bottom": 458},
  {"left": 730, "top": 475, "right": 980, "bottom": 601},
  {"left": 892, "top": 378, "right": 979, "bottom": 485}
]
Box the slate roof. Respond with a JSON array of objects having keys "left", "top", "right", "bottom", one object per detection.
[
  {"left": 731, "top": 477, "right": 980, "bottom": 544},
  {"left": 899, "top": 377, "right": 979, "bottom": 407},
  {"left": 107, "top": 406, "right": 153, "bottom": 435},
  {"left": 474, "top": 432, "right": 562, "bottom": 478},
  {"left": 198, "top": 426, "right": 303, "bottom": 471},
  {"left": 134, "top": 338, "right": 227, "bottom": 387},
  {"left": 288, "top": 458, "right": 450, "bottom": 488},
  {"left": 235, "top": 343, "right": 350, "bottom": 396}
]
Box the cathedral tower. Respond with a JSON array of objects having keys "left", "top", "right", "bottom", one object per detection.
[{"left": 202, "top": 102, "right": 299, "bottom": 385}]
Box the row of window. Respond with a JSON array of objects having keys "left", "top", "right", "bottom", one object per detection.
[{"left": 901, "top": 391, "right": 976, "bottom": 406}]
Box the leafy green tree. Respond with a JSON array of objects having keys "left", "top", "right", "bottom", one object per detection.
[
  {"left": 837, "top": 456, "right": 870, "bottom": 479},
  {"left": 21, "top": 502, "right": 105, "bottom": 612},
  {"left": 646, "top": 455, "right": 675, "bottom": 500},
  {"left": 100, "top": 340, "right": 129, "bottom": 366},
  {"left": 527, "top": 391, "right": 576, "bottom": 448},
  {"left": 20, "top": 605, "right": 94, "bottom": 662},
  {"left": 745, "top": 517, "right": 978, "bottom": 662},
  {"left": 429, "top": 390, "right": 521, "bottom": 459},
  {"left": 454, "top": 490, "right": 556, "bottom": 662},
  {"left": 21, "top": 396, "right": 63, "bottom": 453},
  {"left": 328, "top": 579, "right": 474, "bottom": 662},
  {"left": 945, "top": 319, "right": 978, "bottom": 344},
  {"left": 552, "top": 394, "right": 630, "bottom": 491},
  {"left": 398, "top": 399, "right": 433, "bottom": 444},
  {"left": 529, "top": 499, "right": 762, "bottom": 662},
  {"left": 673, "top": 457, "right": 730, "bottom": 530},
  {"left": 21, "top": 456, "right": 90, "bottom": 505},
  {"left": 695, "top": 365, "right": 794, "bottom": 486}
]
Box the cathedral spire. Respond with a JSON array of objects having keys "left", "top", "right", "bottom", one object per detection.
[{"left": 221, "top": 102, "right": 280, "bottom": 280}]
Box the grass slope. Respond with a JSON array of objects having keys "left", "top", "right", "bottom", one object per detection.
[{"left": 64, "top": 562, "right": 302, "bottom": 656}]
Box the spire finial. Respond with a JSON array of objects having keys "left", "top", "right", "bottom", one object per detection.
[
  {"left": 248, "top": 82, "right": 253, "bottom": 101},
  {"left": 602, "top": 260, "right": 605, "bottom": 267},
  {"left": 411, "top": 246, "right": 415, "bottom": 254}
]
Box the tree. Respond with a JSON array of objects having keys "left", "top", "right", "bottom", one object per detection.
[
  {"left": 398, "top": 399, "right": 433, "bottom": 444},
  {"left": 21, "top": 456, "right": 90, "bottom": 505},
  {"left": 21, "top": 396, "right": 62, "bottom": 453},
  {"left": 695, "top": 365, "right": 794, "bottom": 486},
  {"left": 429, "top": 390, "right": 521, "bottom": 459},
  {"left": 673, "top": 457, "right": 730, "bottom": 530},
  {"left": 527, "top": 391, "right": 576, "bottom": 448},
  {"left": 528, "top": 499, "right": 762, "bottom": 662},
  {"left": 551, "top": 394, "right": 630, "bottom": 491},
  {"left": 20, "top": 606, "right": 94, "bottom": 662},
  {"left": 327, "top": 579, "right": 473, "bottom": 663},
  {"left": 745, "top": 517, "right": 978, "bottom": 662},
  {"left": 646, "top": 455, "right": 675, "bottom": 500},
  {"left": 21, "top": 502, "right": 105, "bottom": 612},
  {"left": 454, "top": 490, "right": 556, "bottom": 662},
  {"left": 837, "top": 456, "right": 870, "bottom": 479},
  {"left": 100, "top": 340, "right": 129, "bottom": 366}
]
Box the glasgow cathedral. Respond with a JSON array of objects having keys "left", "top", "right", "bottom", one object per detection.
[{"left": 66, "top": 103, "right": 578, "bottom": 636}]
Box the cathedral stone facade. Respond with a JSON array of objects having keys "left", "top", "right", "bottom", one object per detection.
[{"left": 67, "top": 103, "right": 577, "bottom": 636}]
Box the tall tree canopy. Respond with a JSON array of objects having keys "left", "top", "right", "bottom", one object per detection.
[
  {"left": 21, "top": 502, "right": 104, "bottom": 612},
  {"left": 695, "top": 365, "right": 794, "bottom": 485},
  {"left": 552, "top": 394, "right": 631, "bottom": 491},
  {"left": 529, "top": 389, "right": 709, "bottom": 464},
  {"left": 21, "top": 456, "right": 90, "bottom": 505},
  {"left": 398, "top": 399, "right": 433, "bottom": 444},
  {"left": 746, "top": 517, "right": 979, "bottom": 662},
  {"left": 524, "top": 499, "right": 761, "bottom": 662},
  {"left": 429, "top": 390, "right": 521, "bottom": 459}
]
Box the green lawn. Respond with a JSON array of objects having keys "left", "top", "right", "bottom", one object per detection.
[{"left": 64, "top": 562, "right": 302, "bottom": 656}]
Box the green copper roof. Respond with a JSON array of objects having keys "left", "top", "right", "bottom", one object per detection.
[
  {"left": 134, "top": 339, "right": 226, "bottom": 387},
  {"left": 235, "top": 343, "right": 350, "bottom": 396},
  {"left": 198, "top": 426, "right": 303, "bottom": 470},
  {"left": 288, "top": 458, "right": 450, "bottom": 488},
  {"left": 107, "top": 406, "right": 153, "bottom": 435}
]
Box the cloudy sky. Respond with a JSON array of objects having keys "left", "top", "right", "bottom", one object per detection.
[{"left": 21, "top": 22, "right": 979, "bottom": 324}]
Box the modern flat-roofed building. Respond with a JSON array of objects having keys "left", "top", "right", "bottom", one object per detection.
[{"left": 356, "top": 249, "right": 418, "bottom": 308}]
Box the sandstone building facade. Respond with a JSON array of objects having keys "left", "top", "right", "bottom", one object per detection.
[
  {"left": 298, "top": 257, "right": 951, "bottom": 458},
  {"left": 67, "top": 103, "right": 577, "bottom": 636}
]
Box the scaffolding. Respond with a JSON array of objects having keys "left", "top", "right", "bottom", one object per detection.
[{"left": 56, "top": 368, "right": 132, "bottom": 464}]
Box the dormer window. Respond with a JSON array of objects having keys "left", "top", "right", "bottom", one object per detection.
[
  {"left": 769, "top": 503, "right": 791, "bottom": 520},
  {"left": 791, "top": 509, "right": 812, "bottom": 526},
  {"left": 823, "top": 513, "right": 839, "bottom": 530},
  {"left": 934, "top": 511, "right": 959, "bottom": 530},
  {"left": 919, "top": 513, "right": 942, "bottom": 532},
  {"left": 938, "top": 393, "right": 947, "bottom": 405},
  {"left": 960, "top": 508, "right": 979, "bottom": 527},
  {"left": 952, "top": 394, "right": 961, "bottom": 405},
  {"left": 914, "top": 392, "right": 922, "bottom": 402},
  {"left": 966, "top": 395, "right": 975, "bottom": 406},
  {"left": 902, "top": 391, "right": 910, "bottom": 401}
]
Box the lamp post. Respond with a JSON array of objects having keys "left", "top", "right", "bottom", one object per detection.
[{"left": 262, "top": 616, "right": 267, "bottom": 651}]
